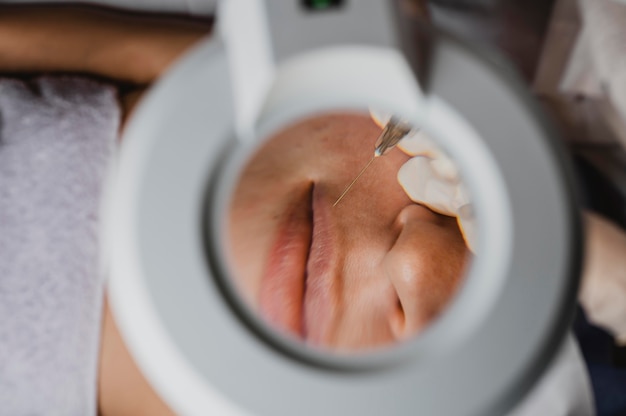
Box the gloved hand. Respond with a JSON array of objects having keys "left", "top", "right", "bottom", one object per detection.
[{"left": 396, "top": 129, "right": 477, "bottom": 252}]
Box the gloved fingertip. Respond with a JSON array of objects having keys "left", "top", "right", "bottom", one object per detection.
[
  {"left": 457, "top": 208, "right": 477, "bottom": 253},
  {"left": 430, "top": 156, "right": 459, "bottom": 181},
  {"left": 454, "top": 184, "right": 472, "bottom": 211},
  {"left": 397, "top": 130, "right": 436, "bottom": 157},
  {"left": 398, "top": 157, "right": 430, "bottom": 201},
  {"left": 398, "top": 157, "right": 458, "bottom": 215}
]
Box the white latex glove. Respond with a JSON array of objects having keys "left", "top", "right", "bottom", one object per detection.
[{"left": 396, "top": 129, "right": 477, "bottom": 252}]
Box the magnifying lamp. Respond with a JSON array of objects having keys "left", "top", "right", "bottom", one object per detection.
[{"left": 102, "top": 1, "right": 582, "bottom": 415}]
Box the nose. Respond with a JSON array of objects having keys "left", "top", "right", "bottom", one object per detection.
[{"left": 383, "top": 205, "right": 465, "bottom": 340}]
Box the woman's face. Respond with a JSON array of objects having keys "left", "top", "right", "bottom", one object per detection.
[{"left": 227, "top": 113, "right": 469, "bottom": 352}]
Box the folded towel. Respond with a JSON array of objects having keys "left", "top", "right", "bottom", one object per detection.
[{"left": 0, "top": 77, "right": 119, "bottom": 416}]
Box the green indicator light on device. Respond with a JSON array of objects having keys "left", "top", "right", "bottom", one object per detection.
[{"left": 303, "top": 0, "right": 343, "bottom": 11}]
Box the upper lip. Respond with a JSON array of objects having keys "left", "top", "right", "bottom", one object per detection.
[{"left": 258, "top": 184, "right": 338, "bottom": 345}]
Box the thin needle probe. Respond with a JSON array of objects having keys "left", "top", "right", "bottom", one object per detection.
[
  {"left": 333, "top": 117, "right": 412, "bottom": 207},
  {"left": 333, "top": 156, "right": 376, "bottom": 207}
]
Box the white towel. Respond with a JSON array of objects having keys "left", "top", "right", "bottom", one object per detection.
[{"left": 0, "top": 77, "right": 119, "bottom": 415}]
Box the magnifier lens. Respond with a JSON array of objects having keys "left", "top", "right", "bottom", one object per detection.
[{"left": 222, "top": 110, "right": 477, "bottom": 353}]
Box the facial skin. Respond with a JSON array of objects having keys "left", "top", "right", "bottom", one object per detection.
[{"left": 227, "top": 113, "right": 470, "bottom": 352}]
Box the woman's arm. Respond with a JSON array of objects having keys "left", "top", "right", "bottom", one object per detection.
[
  {"left": 580, "top": 211, "right": 626, "bottom": 345},
  {"left": 0, "top": 5, "right": 211, "bottom": 127},
  {"left": 0, "top": 5, "right": 211, "bottom": 85}
]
